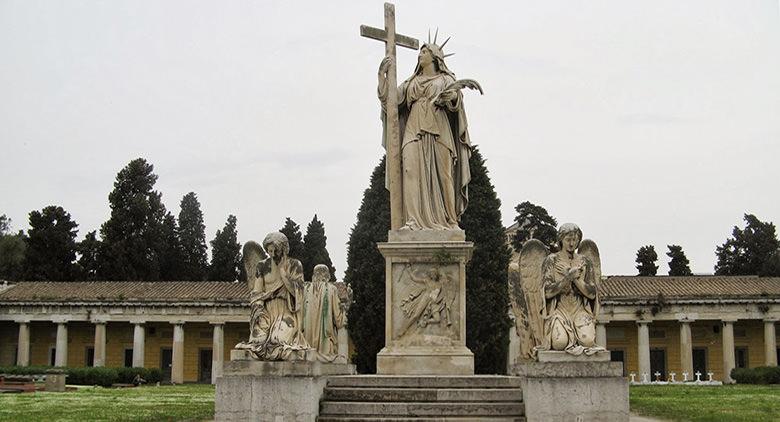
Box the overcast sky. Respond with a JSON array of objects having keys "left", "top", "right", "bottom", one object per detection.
[{"left": 1, "top": 1, "right": 779, "bottom": 279}]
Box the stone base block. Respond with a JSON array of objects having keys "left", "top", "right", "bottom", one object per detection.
[
  {"left": 215, "top": 359, "right": 355, "bottom": 421},
  {"left": 512, "top": 361, "right": 628, "bottom": 422},
  {"left": 44, "top": 370, "right": 66, "bottom": 392},
  {"left": 377, "top": 346, "right": 474, "bottom": 375},
  {"left": 537, "top": 350, "right": 610, "bottom": 362}
]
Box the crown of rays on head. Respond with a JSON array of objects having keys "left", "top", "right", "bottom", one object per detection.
[{"left": 427, "top": 28, "right": 455, "bottom": 58}]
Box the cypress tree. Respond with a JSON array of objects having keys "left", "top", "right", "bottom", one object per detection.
[
  {"left": 77, "top": 231, "right": 101, "bottom": 281},
  {"left": 302, "top": 215, "right": 336, "bottom": 282},
  {"left": 279, "top": 217, "right": 305, "bottom": 262},
  {"left": 98, "top": 158, "right": 167, "bottom": 281},
  {"left": 666, "top": 245, "right": 693, "bottom": 276},
  {"left": 159, "top": 213, "right": 185, "bottom": 280},
  {"left": 636, "top": 245, "right": 659, "bottom": 276},
  {"left": 24, "top": 205, "right": 80, "bottom": 281},
  {"left": 460, "top": 147, "right": 512, "bottom": 374},
  {"left": 178, "top": 192, "right": 208, "bottom": 280},
  {"left": 345, "top": 156, "right": 390, "bottom": 373},
  {"left": 209, "top": 215, "right": 242, "bottom": 281}
]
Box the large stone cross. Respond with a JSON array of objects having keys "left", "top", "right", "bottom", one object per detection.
[{"left": 361, "top": 2, "right": 419, "bottom": 230}]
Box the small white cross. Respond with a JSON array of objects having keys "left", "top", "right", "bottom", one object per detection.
[
  {"left": 707, "top": 372, "right": 714, "bottom": 382},
  {"left": 695, "top": 371, "right": 702, "bottom": 382},
  {"left": 629, "top": 373, "right": 636, "bottom": 383},
  {"left": 654, "top": 371, "right": 661, "bottom": 382},
  {"left": 682, "top": 372, "right": 689, "bottom": 382},
  {"left": 669, "top": 372, "right": 676, "bottom": 382},
  {"left": 641, "top": 372, "right": 649, "bottom": 383}
]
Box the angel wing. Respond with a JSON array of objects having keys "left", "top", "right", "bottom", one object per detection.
[
  {"left": 518, "top": 239, "right": 550, "bottom": 351},
  {"left": 243, "top": 241, "right": 268, "bottom": 292},
  {"left": 507, "top": 262, "right": 526, "bottom": 336},
  {"left": 578, "top": 239, "right": 602, "bottom": 316}
]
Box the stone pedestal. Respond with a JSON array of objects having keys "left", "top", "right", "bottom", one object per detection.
[
  {"left": 512, "top": 352, "right": 628, "bottom": 422},
  {"left": 376, "top": 229, "right": 474, "bottom": 375},
  {"left": 45, "top": 369, "right": 67, "bottom": 392},
  {"left": 215, "top": 351, "right": 356, "bottom": 421}
]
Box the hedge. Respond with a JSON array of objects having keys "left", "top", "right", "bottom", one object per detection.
[
  {"left": 731, "top": 366, "right": 780, "bottom": 384},
  {"left": 0, "top": 366, "right": 163, "bottom": 387}
]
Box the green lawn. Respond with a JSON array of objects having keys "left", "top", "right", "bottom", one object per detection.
[
  {"left": 0, "top": 384, "right": 215, "bottom": 422},
  {"left": 631, "top": 384, "right": 780, "bottom": 422}
]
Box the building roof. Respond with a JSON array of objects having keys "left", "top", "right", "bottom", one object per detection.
[
  {"left": 601, "top": 275, "right": 780, "bottom": 304},
  {"left": 0, "top": 281, "right": 250, "bottom": 305}
]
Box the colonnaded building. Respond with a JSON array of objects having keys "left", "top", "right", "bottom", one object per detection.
[{"left": 0, "top": 275, "right": 778, "bottom": 384}]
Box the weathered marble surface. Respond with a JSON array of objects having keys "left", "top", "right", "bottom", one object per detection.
[
  {"left": 509, "top": 223, "right": 605, "bottom": 361},
  {"left": 376, "top": 232, "right": 474, "bottom": 374}
]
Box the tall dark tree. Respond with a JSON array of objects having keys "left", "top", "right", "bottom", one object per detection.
[
  {"left": 159, "top": 213, "right": 185, "bottom": 280},
  {"left": 511, "top": 201, "right": 558, "bottom": 252},
  {"left": 178, "top": 192, "right": 208, "bottom": 280},
  {"left": 762, "top": 250, "right": 780, "bottom": 277},
  {"left": 98, "top": 158, "right": 167, "bottom": 281},
  {"left": 345, "top": 156, "right": 390, "bottom": 373},
  {"left": 209, "top": 215, "right": 242, "bottom": 281},
  {"left": 24, "top": 205, "right": 79, "bottom": 281},
  {"left": 636, "top": 245, "right": 659, "bottom": 276},
  {"left": 666, "top": 245, "right": 692, "bottom": 276},
  {"left": 461, "top": 147, "right": 512, "bottom": 374},
  {"left": 302, "top": 215, "right": 336, "bottom": 282},
  {"left": 279, "top": 218, "right": 305, "bottom": 262},
  {"left": 76, "top": 231, "right": 101, "bottom": 281},
  {"left": 0, "top": 215, "right": 26, "bottom": 281},
  {"left": 715, "top": 214, "right": 780, "bottom": 276}
]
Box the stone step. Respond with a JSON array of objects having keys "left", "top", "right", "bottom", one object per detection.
[
  {"left": 326, "top": 375, "right": 523, "bottom": 389},
  {"left": 317, "top": 417, "right": 526, "bottom": 422},
  {"left": 324, "top": 387, "right": 523, "bottom": 402},
  {"left": 319, "top": 401, "right": 525, "bottom": 417}
]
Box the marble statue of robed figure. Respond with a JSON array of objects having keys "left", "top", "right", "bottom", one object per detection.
[
  {"left": 377, "top": 33, "right": 482, "bottom": 230},
  {"left": 235, "top": 232, "right": 310, "bottom": 360},
  {"left": 509, "top": 223, "right": 605, "bottom": 359}
]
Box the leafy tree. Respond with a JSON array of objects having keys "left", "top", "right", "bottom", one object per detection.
[
  {"left": 762, "top": 250, "right": 780, "bottom": 277},
  {"left": 98, "top": 158, "right": 167, "bottom": 281},
  {"left": 159, "top": 213, "right": 185, "bottom": 280},
  {"left": 715, "top": 214, "right": 780, "bottom": 276},
  {"left": 178, "top": 192, "right": 207, "bottom": 280},
  {"left": 461, "top": 147, "right": 512, "bottom": 374},
  {"left": 0, "top": 215, "right": 26, "bottom": 281},
  {"left": 511, "top": 201, "right": 558, "bottom": 252},
  {"left": 24, "top": 205, "right": 79, "bottom": 281},
  {"left": 279, "top": 218, "right": 305, "bottom": 262},
  {"left": 302, "top": 215, "right": 336, "bottom": 282},
  {"left": 345, "top": 156, "right": 390, "bottom": 373},
  {"left": 0, "top": 215, "right": 9, "bottom": 234},
  {"left": 666, "top": 245, "right": 692, "bottom": 276},
  {"left": 209, "top": 215, "right": 242, "bottom": 281},
  {"left": 76, "top": 231, "right": 101, "bottom": 281},
  {"left": 636, "top": 245, "right": 659, "bottom": 276}
]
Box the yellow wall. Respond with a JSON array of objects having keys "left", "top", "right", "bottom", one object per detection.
[
  {"left": 0, "top": 320, "right": 249, "bottom": 383},
  {"left": 606, "top": 319, "right": 770, "bottom": 381}
]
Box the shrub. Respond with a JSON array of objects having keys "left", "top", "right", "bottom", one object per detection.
[
  {"left": 731, "top": 366, "right": 780, "bottom": 384},
  {"left": 66, "top": 367, "right": 118, "bottom": 387}
]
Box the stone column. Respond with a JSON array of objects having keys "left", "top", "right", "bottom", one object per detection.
[
  {"left": 132, "top": 322, "right": 146, "bottom": 367},
  {"left": 54, "top": 321, "right": 68, "bottom": 367},
  {"left": 679, "top": 320, "right": 694, "bottom": 376},
  {"left": 721, "top": 319, "right": 736, "bottom": 383},
  {"left": 211, "top": 323, "right": 224, "bottom": 385},
  {"left": 596, "top": 322, "right": 608, "bottom": 349},
  {"left": 637, "top": 321, "right": 651, "bottom": 378},
  {"left": 171, "top": 322, "right": 185, "bottom": 384},
  {"left": 16, "top": 321, "right": 30, "bottom": 366},
  {"left": 93, "top": 321, "right": 107, "bottom": 367},
  {"left": 764, "top": 318, "right": 778, "bottom": 366}
]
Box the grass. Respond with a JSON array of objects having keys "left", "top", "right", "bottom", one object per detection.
[
  {"left": 631, "top": 384, "right": 780, "bottom": 422},
  {"left": 0, "top": 384, "right": 215, "bottom": 422}
]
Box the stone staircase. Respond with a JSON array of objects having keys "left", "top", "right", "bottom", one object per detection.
[{"left": 317, "top": 375, "right": 525, "bottom": 421}]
